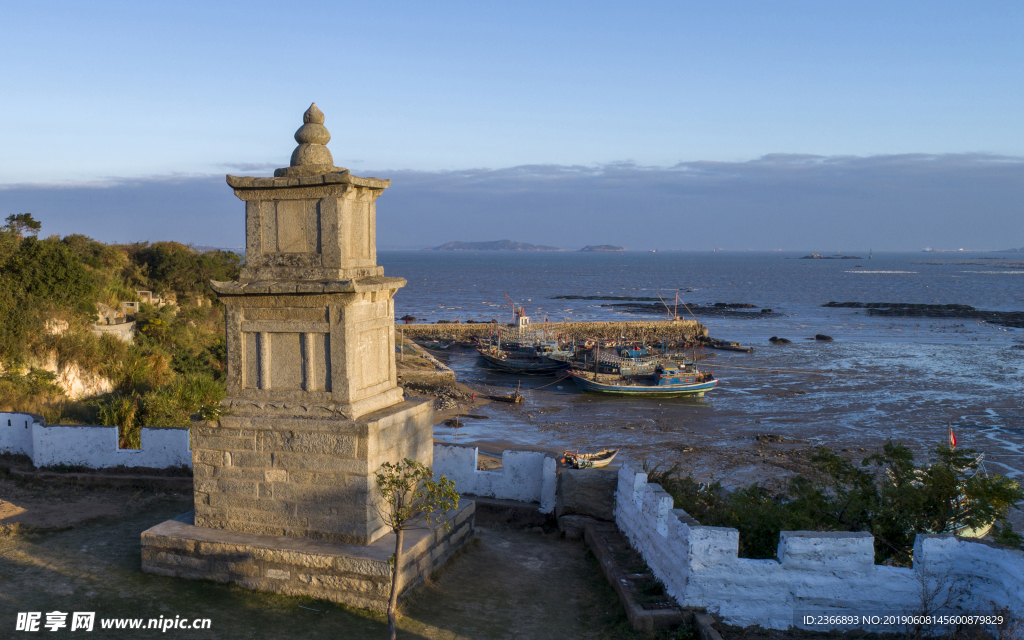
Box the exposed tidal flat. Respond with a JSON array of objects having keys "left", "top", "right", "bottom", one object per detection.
[{"left": 383, "top": 250, "right": 1024, "bottom": 525}]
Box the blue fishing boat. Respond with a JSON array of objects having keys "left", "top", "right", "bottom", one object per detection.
[{"left": 568, "top": 361, "right": 717, "bottom": 397}]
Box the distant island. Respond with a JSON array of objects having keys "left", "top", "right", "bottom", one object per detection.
[
  {"left": 579, "top": 245, "right": 625, "bottom": 252},
  {"left": 424, "top": 240, "right": 563, "bottom": 252},
  {"left": 800, "top": 253, "right": 863, "bottom": 260}
]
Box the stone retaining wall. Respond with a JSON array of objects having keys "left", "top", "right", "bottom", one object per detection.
[
  {"left": 614, "top": 462, "right": 1024, "bottom": 631},
  {"left": 397, "top": 320, "right": 706, "bottom": 342}
]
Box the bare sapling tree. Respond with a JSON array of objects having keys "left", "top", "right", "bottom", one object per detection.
[{"left": 374, "top": 458, "right": 459, "bottom": 640}]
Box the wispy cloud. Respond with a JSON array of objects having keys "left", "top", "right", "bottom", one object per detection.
[{"left": 217, "top": 161, "right": 280, "bottom": 173}]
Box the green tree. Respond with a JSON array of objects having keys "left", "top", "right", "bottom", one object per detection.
[
  {"left": 5, "top": 213, "right": 41, "bottom": 236},
  {"left": 125, "top": 241, "right": 242, "bottom": 301},
  {"left": 374, "top": 459, "right": 459, "bottom": 640}
]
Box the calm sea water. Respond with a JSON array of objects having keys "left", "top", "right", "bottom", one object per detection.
[
  {"left": 382, "top": 251, "right": 1024, "bottom": 344},
  {"left": 379, "top": 251, "right": 1024, "bottom": 493}
]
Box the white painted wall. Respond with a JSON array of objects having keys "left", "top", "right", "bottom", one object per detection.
[
  {"left": 433, "top": 443, "right": 556, "bottom": 513},
  {"left": 0, "top": 412, "right": 191, "bottom": 469},
  {"left": 615, "top": 462, "right": 1024, "bottom": 631},
  {"left": 31, "top": 425, "right": 192, "bottom": 469},
  {"left": 0, "top": 411, "right": 39, "bottom": 456}
]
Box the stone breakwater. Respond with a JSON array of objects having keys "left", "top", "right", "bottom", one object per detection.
[{"left": 396, "top": 320, "right": 707, "bottom": 342}]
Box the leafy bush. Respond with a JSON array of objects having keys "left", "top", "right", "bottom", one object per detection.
[
  {"left": 141, "top": 374, "right": 224, "bottom": 428},
  {"left": 0, "top": 218, "right": 240, "bottom": 435},
  {"left": 650, "top": 443, "right": 1024, "bottom": 565}
]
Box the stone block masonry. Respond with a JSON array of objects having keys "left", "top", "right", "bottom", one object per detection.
[
  {"left": 140, "top": 104, "right": 490, "bottom": 610},
  {"left": 399, "top": 319, "right": 707, "bottom": 343},
  {"left": 143, "top": 501, "right": 475, "bottom": 612},
  {"left": 192, "top": 399, "right": 433, "bottom": 545}
]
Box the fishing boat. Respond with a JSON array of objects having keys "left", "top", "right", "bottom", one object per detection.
[
  {"left": 569, "top": 360, "right": 717, "bottom": 397},
  {"left": 557, "top": 342, "right": 712, "bottom": 375},
  {"left": 478, "top": 339, "right": 573, "bottom": 374},
  {"left": 562, "top": 449, "right": 618, "bottom": 469},
  {"left": 476, "top": 310, "right": 573, "bottom": 375}
]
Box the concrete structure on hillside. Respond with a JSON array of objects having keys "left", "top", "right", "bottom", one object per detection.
[{"left": 142, "top": 104, "right": 474, "bottom": 610}]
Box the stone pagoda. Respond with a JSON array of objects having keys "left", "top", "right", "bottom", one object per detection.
[{"left": 141, "top": 105, "right": 474, "bottom": 609}]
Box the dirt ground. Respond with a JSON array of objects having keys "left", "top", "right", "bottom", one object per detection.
[{"left": 0, "top": 477, "right": 685, "bottom": 639}]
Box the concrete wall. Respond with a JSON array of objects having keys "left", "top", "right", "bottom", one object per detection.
[
  {"left": 90, "top": 320, "right": 136, "bottom": 343},
  {"left": 614, "top": 462, "right": 1024, "bottom": 631},
  {"left": 0, "top": 411, "right": 40, "bottom": 457},
  {"left": 433, "top": 443, "right": 556, "bottom": 513},
  {"left": 33, "top": 425, "right": 192, "bottom": 469},
  {"left": 0, "top": 412, "right": 191, "bottom": 469}
]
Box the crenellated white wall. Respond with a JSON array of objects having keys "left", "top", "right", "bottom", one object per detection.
[
  {"left": 0, "top": 412, "right": 191, "bottom": 469},
  {"left": 615, "top": 462, "right": 1024, "bottom": 631},
  {"left": 433, "top": 443, "right": 556, "bottom": 513},
  {"left": 31, "top": 425, "right": 192, "bottom": 469},
  {"left": 4, "top": 418, "right": 555, "bottom": 501}
]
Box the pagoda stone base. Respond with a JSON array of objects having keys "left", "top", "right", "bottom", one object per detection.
[
  {"left": 142, "top": 502, "right": 475, "bottom": 611},
  {"left": 192, "top": 398, "right": 434, "bottom": 545}
]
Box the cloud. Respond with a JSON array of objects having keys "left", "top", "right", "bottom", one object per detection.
[
  {"left": 373, "top": 153, "right": 1024, "bottom": 250},
  {"left": 217, "top": 162, "right": 280, "bottom": 173},
  {"left": 0, "top": 153, "right": 1020, "bottom": 251},
  {"left": 0, "top": 175, "right": 241, "bottom": 246}
]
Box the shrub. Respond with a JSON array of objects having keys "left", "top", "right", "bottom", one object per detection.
[{"left": 651, "top": 443, "right": 1024, "bottom": 565}]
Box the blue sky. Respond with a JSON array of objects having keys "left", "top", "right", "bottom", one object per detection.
[{"left": 1, "top": 1, "right": 1021, "bottom": 249}]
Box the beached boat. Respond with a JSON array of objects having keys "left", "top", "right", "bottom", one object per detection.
[
  {"left": 568, "top": 361, "right": 717, "bottom": 397},
  {"left": 562, "top": 449, "right": 618, "bottom": 469},
  {"left": 488, "top": 382, "right": 526, "bottom": 403},
  {"left": 705, "top": 339, "right": 754, "bottom": 353}
]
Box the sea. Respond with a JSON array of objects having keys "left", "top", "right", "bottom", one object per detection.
[{"left": 379, "top": 251, "right": 1024, "bottom": 493}]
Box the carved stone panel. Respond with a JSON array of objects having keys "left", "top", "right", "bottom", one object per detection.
[
  {"left": 257, "top": 199, "right": 322, "bottom": 259},
  {"left": 355, "top": 327, "right": 389, "bottom": 391},
  {"left": 238, "top": 306, "right": 332, "bottom": 394},
  {"left": 270, "top": 332, "right": 303, "bottom": 389},
  {"left": 276, "top": 200, "right": 307, "bottom": 253}
]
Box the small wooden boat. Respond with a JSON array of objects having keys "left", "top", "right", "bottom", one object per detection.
[
  {"left": 488, "top": 382, "right": 525, "bottom": 403},
  {"left": 706, "top": 340, "right": 753, "bottom": 353},
  {"left": 562, "top": 449, "right": 618, "bottom": 469}
]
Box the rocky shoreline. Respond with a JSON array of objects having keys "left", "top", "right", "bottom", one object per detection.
[
  {"left": 823, "top": 301, "right": 1024, "bottom": 328},
  {"left": 599, "top": 302, "right": 778, "bottom": 317}
]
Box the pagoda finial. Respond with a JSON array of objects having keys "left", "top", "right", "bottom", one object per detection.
[{"left": 274, "top": 103, "right": 347, "bottom": 177}]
